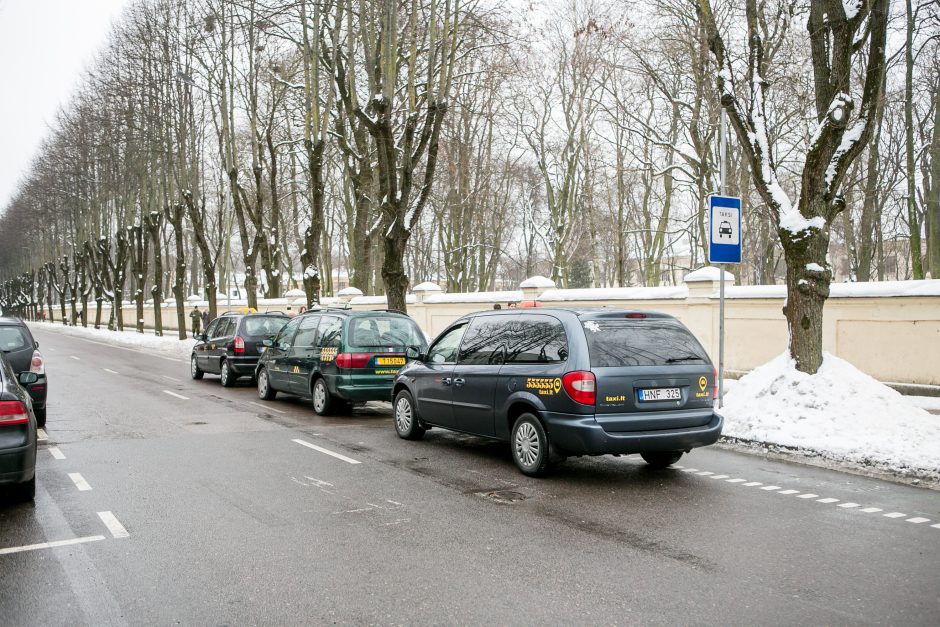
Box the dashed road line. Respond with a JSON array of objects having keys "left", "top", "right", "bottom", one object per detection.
[
  {"left": 838, "top": 502, "right": 860, "bottom": 509},
  {"left": 249, "top": 401, "right": 285, "bottom": 414},
  {"left": 861, "top": 507, "right": 883, "bottom": 513},
  {"left": 97, "top": 511, "right": 130, "bottom": 538},
  {"left": 816, "top": 497, "right": 839, "bottom": 504},
  {"left": 37, "top": 428, "right": 48, "bottom": 441},
  {"left": 931, "top": 524, "right": 940, "bottom": 529},
  {"left": 49, "top": 446, "right": 65, "bottom": 460},
  {"left": 696, "top": 471, "right": 714, "bottom": 476},
  {"left": 0, "top": 535, "right": 106, "bottom": 556},
  {"left": 163, "top": 390, "right": 189, "bottom": 400},
  {"left": 70, "top": 355, "right": 81, "bottom": 361},
  {"left": 797, "top": 493, "right": 819, "bottom": 499},
  {"left": 725, "top": 478, "right": 746, "bottom": 483},
  {"left": 292, "top": 438, "right": 361, "bottom": 465},
  {"left": 160, "top": 375, "right": 181, "bottom": 382},
  {"left": 68, "top": 473, "right": 92, "bottom": 491},
  {"left": 742, "top": 481, "right": 762, "bottom": 487},
  {"left": 760, "top": 485, "right": 782, "bottom": 491},
  {"left": 906, "top": 517, "right": 930, "bottom": 524},
  {"left": 681, "top": 468, "right": 699, "bottom": 473},
  {"left": 778, "top": 489, "right": 800, "bottom": 495},
  {"left": 103, "top": 368, "right": 119, "bottom": 374},
  {"left": 709, "top": 474, "right": 729, "bottom": 480},
  {"left": 884, "top": 512, "right": 906, "bottom": 519}
]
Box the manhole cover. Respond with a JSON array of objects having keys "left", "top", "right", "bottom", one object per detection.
[{"left": 476, "top": 490, "right": 526, "bottom": 504}]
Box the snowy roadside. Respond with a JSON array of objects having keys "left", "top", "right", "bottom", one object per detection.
[
  {"left": 29, "top": 321, "right": 195, "bottom": 362},
  {"left": 720, "top": 353, "right": 940, "bottom": 487}
]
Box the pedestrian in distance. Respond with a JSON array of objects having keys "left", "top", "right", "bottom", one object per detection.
[
  {"left": 201, "top": 310, "right": 209, "bottom": 329},
  {"left": 298, "top": 306, "right": 307, "bottom": 314},
  {"left": 190, "top": 306, "right": 202, "bottom": 338},
  {"left": 493, "top": 303, "right": 502, "bottom": 310}
]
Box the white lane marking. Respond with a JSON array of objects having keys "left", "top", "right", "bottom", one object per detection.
[
  {"left": 883, "top": 512, "right": 906, "bottom": 519},
  {"left": 816, "top": 498, "right": 839, "bottom": 504},
  {"left": 860, "top": 507, "right": 883, "bottom": 513},
  {"left": 37, "top": 428, "right": 48, "bottom": 441},
  {"left": 760, "top": 485, "right": 781, "bottom": 491},
  {"left": 160, "top": 375, "right": 180, "bottom": 382},
  {"left": 931, "top": 524, "right": 940, "bottom": 529},
  {"left": 45, "top": 333, "right": 183, "bottom": 363},
  {"left": 672, "top": 464, "right": 684, "bottom": 469},
  {"left": 742, "top": 481, "right": 763, "bottom": 487},
  {"left": 103, "top": 368, "right": 119, "bottom": 374},
  {"left": 70, "top": 355, "right": 81, "bottom": 361},
  {"left": 838, "top": 502, "right": 860, "bottom": 508},
  {"left": 696, "top": 471, "right": 714, "bottom": 476},
  {"left": 0, "top": 535, "right": 105, "bottom": 556},
  {"left": 69, "top": 473, "right": 92, "bottom": 491},
  {"left": 797, "top": 493, "right": 819, "bottom": 499},
  {"left": 906, "top": 517, "right": 930, "bottom": 524},
  {"left": 681, "top": 468, "right": 699, "bottom": 473},
  {"left": 49, "top": 447, "right": 65, "bottom": 460},
  {"left": 292, "top": 438, "right": 361, "bottom": 465},
  {"left": 249, "top": 401, "right": 285, "bottom": 414},
  {"left": 304, "top": 476, "right": 335, "bottom": 489},
  {"left": 709, "top": 474, "right": 729, "bottom": 480},
  {"left": 97, "top": 511, "right": 130, "bottom": 538},
  {"left": 725, "top": 478, "right": 746, "bottom": 483},
  {"left": 162, "top": 390, "right": 189, "bottom": 400},
  {"left": 778, "top": 489, "right": 800, "bottom": 495}
]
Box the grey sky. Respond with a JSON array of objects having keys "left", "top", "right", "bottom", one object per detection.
[{"left": 0, "top": 0, "right": 129, "bottom": 211}]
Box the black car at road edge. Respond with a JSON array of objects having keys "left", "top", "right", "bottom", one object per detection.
[
  {"left": 0, "top": 353, "right": 39, "bottom": 502},
  {"left": 392, "top": 308, "right": 723, "bottom": 476},
  {"left": 0, "top": 317, "right": 47, "bottom": 427},
  {"left": 191, "top": 312, "right": 290, "bottom": 387}
]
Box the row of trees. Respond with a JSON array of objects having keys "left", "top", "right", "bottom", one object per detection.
[{"left": 0, "top": 0, "right": 938, "bottom": 371}]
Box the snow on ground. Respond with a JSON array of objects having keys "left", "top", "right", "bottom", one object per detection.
[
  {"left": 30, "top": 321, "right": 195, "bottom": 361},
  {"left": 721, "top": 352, "right": 940, "bottom": 483}
]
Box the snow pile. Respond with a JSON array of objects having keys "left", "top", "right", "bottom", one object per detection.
[
  {"left": 30, "top": 322, "right": 195, "bottom": 361},
  {"left": 722, "top": 352, "right": 940, "bottom": 482}
]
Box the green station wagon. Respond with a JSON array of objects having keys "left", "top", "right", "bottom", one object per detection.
[{"left": 255, "top": 309, "right": 428, "bottom": 415}]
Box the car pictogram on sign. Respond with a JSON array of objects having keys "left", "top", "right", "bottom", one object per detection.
[{"left": 718, "top": 221, "right": 733, "bottom": 238}]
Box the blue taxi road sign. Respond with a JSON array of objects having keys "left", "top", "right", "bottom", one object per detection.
[{"left": 709, "top": 195, "right": 741, "bottom": 264}]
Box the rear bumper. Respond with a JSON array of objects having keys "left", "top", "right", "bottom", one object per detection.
[
  {"left": 228, "top": 357, "right": 259, "bottom": 375},
  {"left": 327, "top": 374, "right": 394, "bottom": 402},
  {"left": 542, "top": 410, "right": 723, "bottom": 455},
  {"left": 0, "top": 443, "right": 37, "bottom": 485}
]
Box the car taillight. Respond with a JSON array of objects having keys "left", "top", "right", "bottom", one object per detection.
[
  {"left": 562, "top": 371, "right": 596, "bottom": 405},
  {"left": 0, "top": 400, "right": 29, "bottom": 425},
  {"left": 334, "top": 353, "right": 372, "bottom": 369},
  {"left": 234, "top": 336, "right": 245, "bottom": 354},
  {"left": 30, "top": 350, "right": 44, "bottom": 375},
  {"left": 625, "top": 312, "right": 646, "bottom": 319},
  {"left": 713, "top": 367, "right": 719, "bottom": 400}
]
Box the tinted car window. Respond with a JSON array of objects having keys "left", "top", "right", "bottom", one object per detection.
[
  {"left": 503, "top": 315, "right": 568, "bottom": 364},
  {"left": 458, "top": 317, "right": 511, "bottom": 365},
  {"left": 0, "top": 327, "right": 30, "bottom": 351},
  {"left": 204, "top": 319, "right": 220, "bottom": 337},
  {"left": 292, "top": 316, "right": 320, "bottom": 348},
  {"left": 275, "top": 317, "right": 303, "bottom": 347},
  {"left": 318, "top": 316, "right": 343, "bottom": 349},
  {"left": 583, "top": 319, "right": 709, "bottom": 367},
  {"left": 241, "top": 316, "right": 288, "bottom": 337},
  {"left": 427, "top": 324, "right": 466, "bottom": 364},
  {"left": 347, "top": 316, "right": 425, "bottom": 349}
]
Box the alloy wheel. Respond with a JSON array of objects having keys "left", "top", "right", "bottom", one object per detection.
[
  {"left": 514, "top": 421, "right": 540, "bottom": 467},
  {"left": 395, "top": 397, "right": 413, "bottom": 434}
]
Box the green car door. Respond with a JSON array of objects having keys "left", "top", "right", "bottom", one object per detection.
[{"left": 287, "top": 315, "right": 321, "bottom": 396}]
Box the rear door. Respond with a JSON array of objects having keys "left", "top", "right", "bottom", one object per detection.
[
  {"left": 0, "top": 325, "right": 35, "bottom": 373},
  {"left": 583, "top": 317, "right": 714, "bottom": 431},
  {"left": 209, "top": 317, "right": 235, "bottom": 372},
  {"left": 266, "top": 316, "right": 302, "bottom": 391},
  {"left": 344, "top": 315, "right": 425, "bottom": 383},
  {"left": 450, "top": 316, "right": 512, "bottom": 437},
  {"left": 196, "top": 319, "right": 220, "bottom": 370},
  {"left": 411, "top": 323, "right": 467, "bottom": 428},
  {"left": 287, "top": 315, "right": 321, "bottom": 395},
  {"left": 240, "top": 315, "right": 289, "bottom": 360}
]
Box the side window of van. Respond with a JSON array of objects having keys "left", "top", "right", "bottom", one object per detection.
[
  {"left": 458, "top": 317, "right": 511, "bottom": 365},
  {"left": 427, "top": 324, "right": 467, "bottom": 364},
  {"left": 504, "top": 315, "right": 568, "bottom": 364}
]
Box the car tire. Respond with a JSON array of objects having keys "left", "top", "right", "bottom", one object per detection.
[
  {"left": 191, "top": 355, "right": 204, "bottom": 380},
  {"left": 640, "top": 451, "right": 683, "bottom": 468},
  {"left": 17, "top": 476, "right": 35, "bottom": 502},
  {"left": 393, "top": 390, "right": 425, "bottom": 440},
  {"left": 511, "top": 413, "right": 553, "bottom": 477},
  {"left": 312, "top": 378, "right": 333, "bottom": 416},
  {"left": 220, "top": 359, "right": 237, "bottom": 388},
  {"left": 34, "top": 406, "right": 46, "bottom": 428},
  {"left": 257, "top": 368, "right": 277, "bottom": 401}
]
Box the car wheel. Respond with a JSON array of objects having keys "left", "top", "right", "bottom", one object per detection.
[
  {"left": 511, "top": 413, "right": 553, "bottom": 477},
  {"left": 393, "top": 390, "right": 425, "bottom": 440},
  {"left": 16, "top": 476, "right": 35, "bottom": 502},
  {"left": 640, "top": 451, "right": 683, "bottom": 468},
  {"left": 34, "top": 406, "right": 46, "bottom": 428},
  {"left": 257, "top": 368, "right": 277, "bottom": 401},
  {"left": 220, "top": 359, "right": 237, "bottom": 388},
  {"left": 312, "top": 378, "right": 333, "bottom": 416},
  {"left": 191, "top": 355, "right": 204, "bottom": 380}
]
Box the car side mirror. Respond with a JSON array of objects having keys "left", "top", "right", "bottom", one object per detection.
[
  {"left": 262, "top": 338, "right": 273, "bottom": 347},
  {"left": 34, "top": 341, "right": 39, "bottom": 349},
  {"left": 18, "top": 372, "right": 38, "bottom": 385},
  {"left": 405, "top": 346, "right": 424, "bottom": 361}
]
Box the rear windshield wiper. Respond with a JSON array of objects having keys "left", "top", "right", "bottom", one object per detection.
[{"left": 665, "top": 355, "right": 705, "bottom": 363}]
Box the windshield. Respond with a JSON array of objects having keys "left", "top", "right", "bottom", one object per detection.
[
  {"left": 0, "top": 326, "right": 30, "bottom": 352},
  {"left": 582, "top": 319, "right": 709, "bottom": 367},
  {"left": 347, "top": 316, "right": 427, "bottom": 350},
  {"left": 241, "top": 316, "right": 289, "bottom": 337}
]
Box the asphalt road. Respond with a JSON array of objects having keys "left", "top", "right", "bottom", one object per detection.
[{"left": 1, "top": 325, "right": 938, "bottom": 625}]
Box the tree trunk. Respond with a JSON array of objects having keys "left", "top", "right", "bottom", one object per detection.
[
  {"left": 382, "top": 218, "right": 410, "bottom": 313},
  {"left": 147, "top": 212, "right": 164, "bottom": 336},
  {"left": 927, "top": 74, "right": 940, "bottom": 278},
  {"left": 905, "top": 0, "right": 924, "bottom": 279}
]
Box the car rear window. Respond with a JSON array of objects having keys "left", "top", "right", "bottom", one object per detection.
[
  {"left": 582, "top": 319, "right": 709, "bottom": 367},
  {"left": 348, "top": 316, "right": 426, "bottom": 350},
  {"left": 241, "top": 316, "right": 289, "bottom": 337},
  {"left": 0, "top": 326, "right": 30, "bottom": 352}
]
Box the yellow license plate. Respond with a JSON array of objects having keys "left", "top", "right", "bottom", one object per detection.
[{"left": 375, "top": 357, "right": 406, "bottom": 366}]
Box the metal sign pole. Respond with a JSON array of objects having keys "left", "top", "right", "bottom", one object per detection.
[{"left": 718, "top": 108, "right": 727, "bottom": 409}]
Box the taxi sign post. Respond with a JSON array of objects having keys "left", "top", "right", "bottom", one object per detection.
[{"left": 708, "top": 193, "right": 741, "bottom": 409}]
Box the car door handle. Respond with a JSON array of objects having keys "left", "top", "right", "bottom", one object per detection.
[
  {"left": 442, "top": 377, "right": 452, "bottom": 386},
  {"left": 453, "top": 378, "right": 466, "bottom": 387}
]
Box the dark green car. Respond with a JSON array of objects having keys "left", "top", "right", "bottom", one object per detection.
[{"left": 254, "top": 309, "right": 428, "bottom": 415}]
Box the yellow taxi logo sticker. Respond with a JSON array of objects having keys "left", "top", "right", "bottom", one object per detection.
[
  {"left": 320, "top": 347, "right": 338, "bottom": 361},
  {"left": 292, "top": 366, "right": 300, "bottom": 374},
  {"left": 375, "top": 369, "right": 399, "bottom": 375},
  {"left": 526, "top": 377, "right": 562, "bottom": 396},
  {"left": 605, "top": 395, "right": 626, "bottom": 403},
  {"left": 376, "top": 356, "right": 406, "bottom": 366},
  {"left": 698, "top": 376, "right": 707, "bottom": 392}
]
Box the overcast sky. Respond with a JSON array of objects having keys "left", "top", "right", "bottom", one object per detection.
[{"left": 0, "top": 0, "right": 129, "bottom": 211}]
